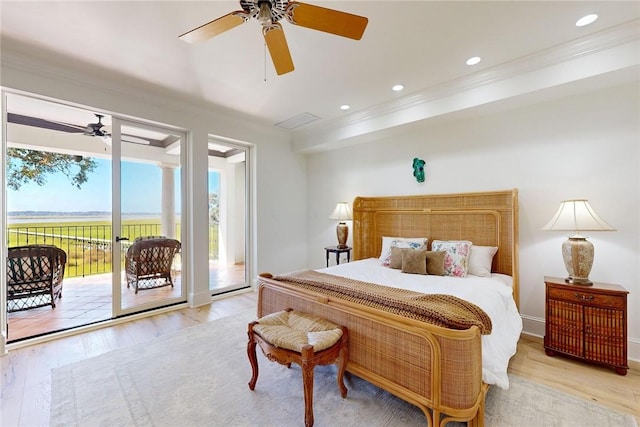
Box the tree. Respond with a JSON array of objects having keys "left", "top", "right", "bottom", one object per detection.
[
  {"left": 209, "top": 192, "right": 220, "bottom": 225},
  {"left": 7, "top": 148, "right": 97, "bottom": 191}
]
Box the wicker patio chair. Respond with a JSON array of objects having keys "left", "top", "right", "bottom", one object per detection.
[
  {"left": 125, "top": 236, "right": 181, "bottom": 294},
  {"left": 7, "top": 244, "right": 67, "bottom": 312}
]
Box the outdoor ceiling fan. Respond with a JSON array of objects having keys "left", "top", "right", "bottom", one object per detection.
[
  {"left": 82, "top": 114, "right": 152, "bottom": 145},
  {"left": 70, "top": 113, "right": 112, "bottom": 146},
  {"left": 84, "top": 114, "right": 109, "bottom": 137},
  {"left": 179, "top": 0, "right": 369, "bottom": 75},
  {"left": 7, "top": 112, "right": 152, "bottom": 146}
]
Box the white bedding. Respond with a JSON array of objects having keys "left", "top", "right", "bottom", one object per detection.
[{"left": 317, "top": 257, "right": 523, "bottom": 389}]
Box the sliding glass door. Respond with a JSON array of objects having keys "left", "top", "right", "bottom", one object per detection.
[
  {"left": 208, "top": 138, "right": 249, "bottom": 295},
  {"left": 3, "top": 91, "right": 187, "bottom": 342},
  {"left": 111, "top": 118, "right": 186, "bottom": 316},
  {"left": 4, "top": 92, "right": 115, "bottom": 341}
]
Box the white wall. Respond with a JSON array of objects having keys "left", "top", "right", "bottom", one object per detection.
[{"left": 306, "top": 81, "right": 640, "bottom": 361}]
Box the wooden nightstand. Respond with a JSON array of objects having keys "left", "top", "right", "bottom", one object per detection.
[
  {"left": 324, "top": 246, "right": 351, "bottom": 267},
  {"left": 544, "top": 276, "right": 629, "bottom": 375}
]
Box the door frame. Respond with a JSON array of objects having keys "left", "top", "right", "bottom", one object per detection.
[
  {"left": 1, "top": 90, "right": 8, "bottom": 354},
  {"left": 111, "top": 117, "right": 188, "bottom": 317},
  {"left": 208, "top": 138, "right": 252, "bottom": 296}
]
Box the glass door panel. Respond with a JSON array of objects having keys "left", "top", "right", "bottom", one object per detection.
[
  {"left": 4, "top": 92, "right": 113, "bottom": 341},
  {"left": 208, "top": 139, "right": 249, "bottom": 294},
  {"left": 3, "top": 92, "right": 188, "bottom": 341},
  {"left": 112, "top": 119, "right": 186, "bottom": 315}
]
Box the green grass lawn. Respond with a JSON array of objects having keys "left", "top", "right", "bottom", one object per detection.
[{"left": 8, "top": 219, "right": 217, "bottom": 278}]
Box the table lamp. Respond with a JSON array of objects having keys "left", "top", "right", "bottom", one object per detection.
[
  {"left": 329, "top": 202, "right": 352, "bottom": 249},
  {"left": 542, "top": 199, "right": 615, "bottom": 285}
]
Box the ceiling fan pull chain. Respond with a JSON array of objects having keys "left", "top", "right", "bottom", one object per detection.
[{"left": 263, "top": 41, "right": 267, "bottom": 82}]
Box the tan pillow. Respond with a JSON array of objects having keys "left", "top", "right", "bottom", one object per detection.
[
  {"left": 401, "top": 248, "right": 427, "bottom": 275},
  {"left": 426, "top": 251, "right": 446, "bottom": 276},
  {"left": 389, "top": 246, "right": 406, "bottom": 269}
]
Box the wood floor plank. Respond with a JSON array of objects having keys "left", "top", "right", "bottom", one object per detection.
[{"left": 509, "top": 335, "right": 640, "bottom": 424}]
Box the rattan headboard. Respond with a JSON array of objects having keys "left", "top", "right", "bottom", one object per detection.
[{"left": 352, "top": 189, "right": 519, "bottom": 307}]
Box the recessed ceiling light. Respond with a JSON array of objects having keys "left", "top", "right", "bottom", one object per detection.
[
  {"left": 466, "top": 56, "right": 481, "bottom": 66},
  {"left": 340, "top": 104, "right": 350, "bottom": 111},
  {"left": 392, "top": 84, "right": 404, "bottom": 92},
  {"left": 576, "top": 14, "right": 598, "bottom": 27}
]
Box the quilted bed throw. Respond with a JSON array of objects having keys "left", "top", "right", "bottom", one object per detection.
[{"left": 272, "top": 270, "right": 492, "bottom": 334}]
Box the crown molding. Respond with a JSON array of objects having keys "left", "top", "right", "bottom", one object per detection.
[{"left": 292, "top": 19, "right": 640, "bottom": 153}]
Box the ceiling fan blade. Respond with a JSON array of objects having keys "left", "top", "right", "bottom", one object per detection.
[
  {"left": 285, "top": 1, "right": 368, "bottom": 40},
  {"left": 7, "top": 113, "right": 86, "bottom": 133},
  {"left": 179, "top": 11, "right": 249, "bottom": 43},
  {"left": 122, "top": 134, "right": 151, "bottom": 145},
  {"left": 263, "top": 23, "right": 294, "bottom": 76}
]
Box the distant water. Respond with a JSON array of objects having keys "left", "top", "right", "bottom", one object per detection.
[{"left": 8, "top": 213, "right": 162, "bottom": 224}]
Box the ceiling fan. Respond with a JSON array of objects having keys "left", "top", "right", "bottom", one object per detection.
[
  {"left": 84, "top": 114, "right": 109, "bottom": 137},
  {"left": 7, "top": 112, "right": 152, "bottom": 146},
  {"left": 179, "top": 0, "right": 368, "bottom": 75}
]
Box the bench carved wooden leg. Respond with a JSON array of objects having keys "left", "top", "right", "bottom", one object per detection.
[
  {"left": 301, "top": 345, "right": 315, "bottom": 427},
  {"left": 247, "top": 321, "right": 259, "bottom": 390},
  {"left": 336, "top": 329, "right": 348, "bottom": 398}
]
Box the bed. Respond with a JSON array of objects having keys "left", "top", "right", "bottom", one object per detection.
[{"left": 257, "top": 189, "right": 521, "bottom": 426}]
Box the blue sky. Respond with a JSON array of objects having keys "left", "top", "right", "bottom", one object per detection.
[{"left": 8, "top": 158, "right": 220, "bottom": 213}]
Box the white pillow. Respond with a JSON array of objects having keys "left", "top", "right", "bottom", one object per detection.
[
  {"left": 430, "top": 240, "right": 472, "bottom": 277},
  {"left": 467, "top": 245, "right": 498, "bottom": 277},
  {"left": 379, "top": 237, "right": 428, "bottom": 266}
]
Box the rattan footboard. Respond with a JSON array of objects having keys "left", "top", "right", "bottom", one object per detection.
[{"left": 257, "top": 275, "right": 487, "bottom": 427}]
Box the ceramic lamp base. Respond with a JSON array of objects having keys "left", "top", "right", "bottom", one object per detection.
[
  {"left": 336, "top": 222, "right": 349, "bottom": 249},
  {"left": 564, "top": 277, "right": 593, "bottom": 286},
  {"left": 562, "top": 236, "right": 594, "bottom": 286}
]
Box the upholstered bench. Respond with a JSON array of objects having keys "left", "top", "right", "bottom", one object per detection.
[{"left": 247, "top": 308, "right": 349, "bottom": 427}]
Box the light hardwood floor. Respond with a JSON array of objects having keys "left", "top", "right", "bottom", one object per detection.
[{"left": 2, "top": 290, "right": 638, "bottom": 426}]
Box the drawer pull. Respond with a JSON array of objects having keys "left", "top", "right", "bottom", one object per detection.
[{"left": 574, "top": 293, "right": 594, "bottom": 302}]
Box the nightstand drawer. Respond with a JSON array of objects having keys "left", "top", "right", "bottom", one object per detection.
[{"left": 547, "top": 287, "right": 625, "bottom": 309}]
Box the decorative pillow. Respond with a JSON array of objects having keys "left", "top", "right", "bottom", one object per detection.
[
  {"left": 401, "top": 248, "right": 428, "bottom": 275},
  {"left": 467, "top": 246, "right": 498, "bottom": 277},
  {"left": 425, "top": 251, "right": 446, "bottom": 276},
  {"left": 430, "top": 240, "right": 472, "bottom": 277},
  {"left": 380, "top": 237, "right": 428, "bottom": 266},
  {"left": 389, "top": 246, "right": 406, "bottom": 269}
]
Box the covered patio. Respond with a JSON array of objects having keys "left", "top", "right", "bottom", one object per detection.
[{"left": 6, "top": 261, "right": 245, "bottom": 343}]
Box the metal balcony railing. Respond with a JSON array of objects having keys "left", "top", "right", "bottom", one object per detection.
[{"left": 7, "top": 223, "right": 219, "bottom": 278}]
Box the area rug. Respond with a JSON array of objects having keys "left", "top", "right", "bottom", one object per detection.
[{"left": 50, "top": 310, "right": 637, "bottom": 427}]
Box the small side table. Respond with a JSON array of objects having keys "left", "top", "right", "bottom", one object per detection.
[{"left": 325, "top": 246, "right": 352, "bottom": 267}]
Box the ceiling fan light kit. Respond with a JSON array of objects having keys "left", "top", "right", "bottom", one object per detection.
[
  {"left": 179, "top": 0, "right": 368, "bottom": 75},
  {"left": 84, "top": 114, "right": 108, "bottom": 137}
]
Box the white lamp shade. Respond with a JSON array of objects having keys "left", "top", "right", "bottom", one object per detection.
[
  {"left": 542, "top": 199, "right": 615, "bottom": 234},
  {"left": 329, "top": 202, "right": 353, "bottom": 221}
]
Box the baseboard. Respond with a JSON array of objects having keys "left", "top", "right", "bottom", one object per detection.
[{"left": 211, "top": 287, "right": 255, "bottom": 301}]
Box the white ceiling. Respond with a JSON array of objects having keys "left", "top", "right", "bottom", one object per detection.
[{"left": 1, "top": 1, "right": 639, "bottom": 135}]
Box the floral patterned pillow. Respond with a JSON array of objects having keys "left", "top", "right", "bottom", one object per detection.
[{"left": 430, "top": 240, "right": 473, "bottom": 277}]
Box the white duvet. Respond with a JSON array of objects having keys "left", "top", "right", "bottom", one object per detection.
[{"left": 317, "top": 258, "right": 523, "bottom": 389}]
